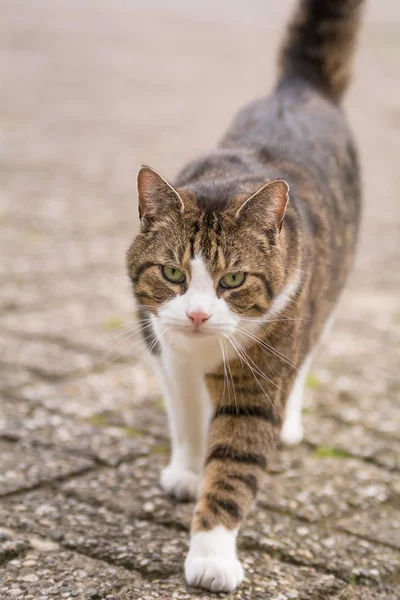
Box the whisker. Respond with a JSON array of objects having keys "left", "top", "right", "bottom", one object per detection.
[
  {"left": 225, "top": 335, "right": 277, "bottom": 414},
  {"left": 234, "top": 334, "right": 287, "bottom": 393},
  {"left": 239, "top": 316, "right": 310, "bottom": 323},
  {"left": 222, "top": 337, "right": 233, "bottom": 410},
  {"left": 237, "top": 327, "right": 299, "bottom": 370},
  {"left": 105, "top": 327, "right": 161, "bottom": 366},
  {"left": 218, "top": 339, "right": 228, "bottom": 412},
  {"left": 105, "top": 321, "right": 154, "bottom": 345}
]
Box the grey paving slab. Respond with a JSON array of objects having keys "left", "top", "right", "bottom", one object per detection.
[
  {"left": 330, "top": 585, "right": 400, "bottom": 600},
  {"left": 158, "top": 558, "right": 345, "bottom": 600},
  {"left": 0, "top": 490, "right": 188, "bottom": 578},
  {"left": 304, "top": 415, "right": 400, "bottom": 471},
  {"left": 61, "top": 456, "right": 193, "bottom": 529},
  {"left": 242, "top": 509, "right": 400, "bottom": 585},
  {"left": 258, "top": 448, "right": 395, "bottom": 522},
  {"left": 0, "top": 335, "right": 97, "bottom": 380},
  {"left": 0, "top": 439, "right": 94, "bottom": 496},
  {"left": 60, "top": 455, "right": 400, "bottom": 585},
  {"left": 0, "top": 520, "right": 350, "bottom": 600},
  {"left": 20, "top": 364, "right": 160, "bottom": 422},
  {"left": 0, "top": 548, "right": 146, "bottom": 600},
  {"left": 0, "top": 399, "right": 160, "bottom": 467},
  {"left": 336, "top": 504, "right": 400, "bottom": 551},
  {"left": 0, "top": 366, "right": 39, "bottom": 395}
]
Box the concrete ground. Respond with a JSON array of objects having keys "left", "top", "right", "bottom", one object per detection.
[{"left": 1, "top": 0, "right": 399, "bottom": 598}]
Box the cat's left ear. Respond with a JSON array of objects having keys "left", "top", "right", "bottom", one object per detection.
[
  {"left": 235, "top": 179, "right": 289, "bottom": 232},
  {"left": 137, "top": 166, "right": 184, "bottom": 219}
]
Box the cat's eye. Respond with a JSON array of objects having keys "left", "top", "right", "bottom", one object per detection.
[
  {"left": 220, "top": 272, "right": 246, "bottom": 289},
  {"left": 162, "top": 265, "right": 186, "bottom": 284}
]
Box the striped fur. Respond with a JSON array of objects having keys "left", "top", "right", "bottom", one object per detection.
[{"left": 126, "top": 0, "right": 365, "bottom": 592}]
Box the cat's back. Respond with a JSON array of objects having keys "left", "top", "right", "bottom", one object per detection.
[{"left": 221, "top": 78, "right": 357, "bottom": 182}]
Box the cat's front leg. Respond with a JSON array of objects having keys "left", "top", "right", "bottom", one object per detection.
[
  {"left": 185, "top": 381, "right": 281, "bottom": 592},
  {"left": 155, "top": 354, "right": 212, "bottom": 501}
]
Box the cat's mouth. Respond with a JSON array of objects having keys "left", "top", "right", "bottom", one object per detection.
[
  {"left": 175, "top": 325, "right": 217, "bottom": 337},
  {"left": 165, "top": 322, "right": 233, "bottom": 338}
]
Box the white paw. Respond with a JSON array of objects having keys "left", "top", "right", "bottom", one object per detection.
[
  {"left": 280, "top": 417, "right": 304, "bottom": 445},
  {"left": 160, "top": 464, "right": 201, "bottom": 501},
  {"left": 185, "top": 555, "right": 244, "bottom": 592}
]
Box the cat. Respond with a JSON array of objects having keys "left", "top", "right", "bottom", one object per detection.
[{"left": 127, "top": 0, "right": 364, "bottom": 592}]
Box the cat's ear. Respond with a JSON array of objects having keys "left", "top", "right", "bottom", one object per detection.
[
  {"left": 235, "top": 179, "right": 289, "bottom": 232},
  {"left": 137, "top": 166, "right": 184, "bottom": 219}
]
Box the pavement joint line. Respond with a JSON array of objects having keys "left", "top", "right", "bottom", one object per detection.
[
  {"left": 0, "top": 356, "right": 135, "bottom": 386},
  {"left": 0, "top": 262, "right": 122, "bottom": 286},
  {"left": 238, "top": 537, "right": 386, "bottom": 587},
  {"left": 1, "top": 293, "right": 121, "bottom": 316},
  {"left": 0, "top": 327, "right": 141, "bottom": 363},
  {"left": 303, "top": 440, "right": 400, "bottom": 473},
  {"left": 0, "top": 462, "right": 97, "bottom": 501},
  {"left": 59, "top": 539, "right": 182, "bottom": 581},
  {"left": 312, "top": 412, "right": 400, "bottom": 444},
  {"left": 58, "top": 485, "right": 190, "bottom": 533},
  {"left": 0, "top": 528, "right": 151, "bottom": 582},
  {"left": 334, "top": 523, "right": 400, "bottom": 554},
  {"left": 0, "top": 515, "right": 395, "bottom": 592}
]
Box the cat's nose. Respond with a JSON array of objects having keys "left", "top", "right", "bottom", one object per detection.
[{"left": 186, "top": 310, "right": 211, "bottom": 326}]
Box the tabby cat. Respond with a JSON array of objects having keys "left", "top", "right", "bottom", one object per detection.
[{"left": 127, "top": 0, "right": 364, "bottom": 592}]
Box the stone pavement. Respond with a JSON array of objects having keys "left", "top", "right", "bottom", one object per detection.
[{"left": 1, "top": 0, "right": 399, "bottom": 598}]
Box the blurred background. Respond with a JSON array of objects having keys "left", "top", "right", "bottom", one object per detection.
[{"left": 0, "top": 1, "right": 399, "bottom": 598}]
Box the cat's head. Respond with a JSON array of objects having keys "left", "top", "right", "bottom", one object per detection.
[{"left": 127, "top": 166, "right": 290, "bottom": 349}]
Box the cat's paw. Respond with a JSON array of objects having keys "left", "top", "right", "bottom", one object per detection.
[
  {"left": 280, "top": 417, "right": 304, "bottom": 445},
  {"left": 185, "top": 526, "right": 243, "bottom": 592},
  {"left": 160, "top": 464, "right": 201, "bottom": 501},
  {"left": 185, "top": 555, "right": 244, "bottom": 592}
]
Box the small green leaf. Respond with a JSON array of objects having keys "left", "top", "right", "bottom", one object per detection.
[
  {"left": 314, "top": 446, "right": 352, "bottom": 459},
  {"left": 122, "top": 426, "right": 144, "bottom": 438},
  {"left": 105, "top": 317, "right": 125, "bottom": 331},
  {"left": 154, "top": 396, "right": 165, "bottom": 410},
  {"left": 306, "top": 373, "right": 322, "bottom": 390},
  {"left": 87, "top": 414, "right": 108, "bottom": 427}
]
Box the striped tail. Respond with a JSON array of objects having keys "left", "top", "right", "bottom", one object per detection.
[{"left": 278, "top": 0, "right": 365, "bottom": 102}]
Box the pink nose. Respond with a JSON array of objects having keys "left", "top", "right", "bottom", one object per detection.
[{"left": 186, "top": 310, "right": 211, "bottom": 326}]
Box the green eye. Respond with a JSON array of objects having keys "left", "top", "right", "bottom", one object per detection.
[
  {"left": 220, "top": 272, "right": 245, "bottom": 289},
  {"left": 162, "top": 265, "right": 186, "bottom": 284}
]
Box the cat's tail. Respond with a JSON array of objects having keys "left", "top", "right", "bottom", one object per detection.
[{"left": 278, "top": 0, "right": 365, "bottom": 102}]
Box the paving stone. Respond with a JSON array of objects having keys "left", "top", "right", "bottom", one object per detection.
[
  {"left": 0, "top": 334, "right": 97, "bottom": 380},
  {"left": 61, "top": 456, "right": 193, "bottom": 529},
  {"left": 0, "top": 269, "right": 132, "bottom": 318},
  {"left": 60, "top": 455, "right": 400, "bottom": 585},
  {"left": 336, "top": 504, "right": 400, "bottom": 551},
  {"left": 242, "top": 508, "right": 400, "bottom": 585},
  {"left": 20, "top": 364, "right": 160, "bottom": 421},
  {"left": 0, "top": 548, "right": 146, "bottom": 600},
  {"left": 329, "top": 585, "right": 400, "bottom": 600},
  {"left": 0, "top": 439, "right": 94, "bottom": 496},
  {"left": 0, "top": 490, "right": 188, "bottom": 578},
  {"left": 0, "top": 541, "right": 348, "bottom": 599},
  {"left": 304, "top": 415, "right": 400, "bottom": 471},
  {"left": 308, "top": 386, "right": 400, "bottom": 441},
  {"left": 0, "top": 365, "right": 38, "bottom": 394},
  {"left": 0, "top": 399, "right": 160, "bottom": 466},
  {"left": 158, "top": 557, "right": 345, "bottom": 600},
  {"left": 258, "top": 447, "right": 395, "bottom": 522}
]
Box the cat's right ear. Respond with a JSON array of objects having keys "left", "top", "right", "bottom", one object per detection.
[{"left": 137, "top": 166, "right": 184, "bottom": 219}]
